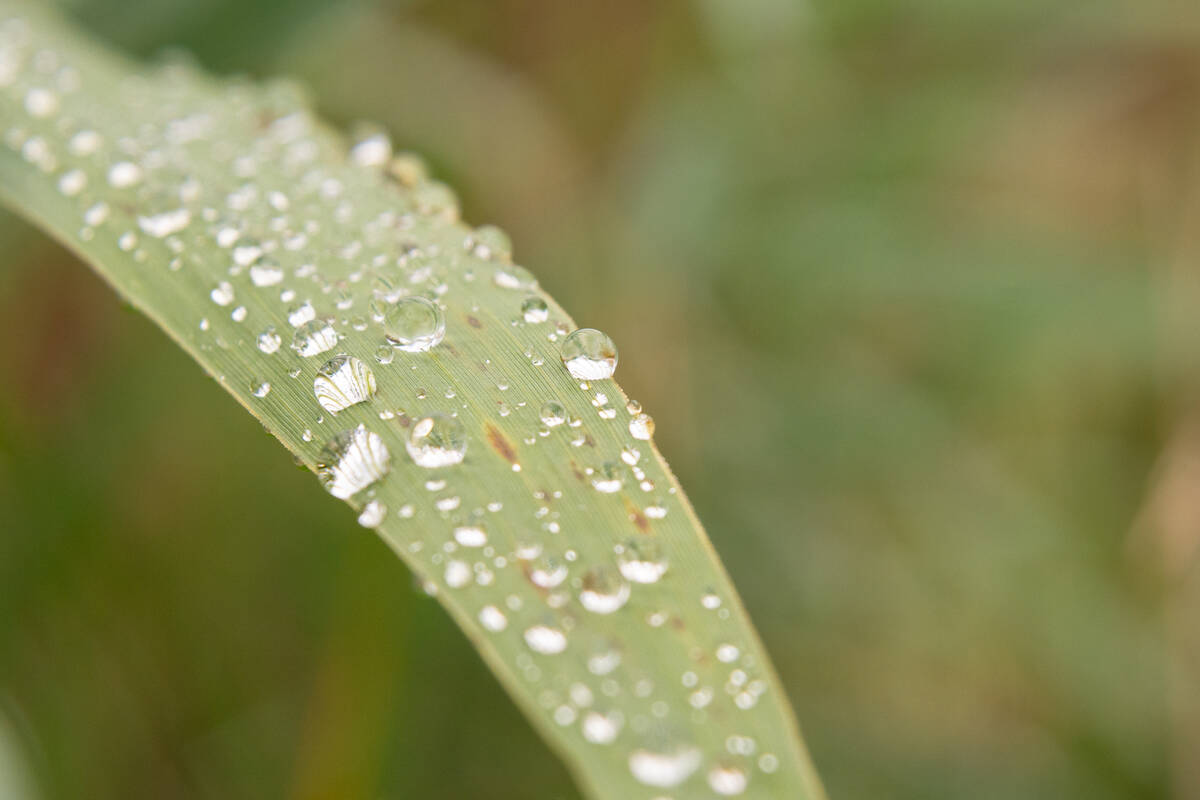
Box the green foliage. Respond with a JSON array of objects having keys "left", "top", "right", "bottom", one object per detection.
[{"left": 0, "top": 2, "right": 824, "bottom": 798}]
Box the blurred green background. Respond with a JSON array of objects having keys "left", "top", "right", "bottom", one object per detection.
[{"left": 2, "top": 0, "right": 1198, "bottom": 797}]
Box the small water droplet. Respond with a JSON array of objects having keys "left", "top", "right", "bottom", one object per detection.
[
  {"left": 530, "top": 556, "right": 568, "bottom": 588},
  {"left": 591, "top": 462, "right": 623, "bottom": 494},
  {"left": 444, "top": 560, "right": 472, "bottom": 588},
  {"left": 249, "top": 257, "right": 284, "bottom": 287},
  {"left": 521, "top": 296, "right": 549, "bottom": 323},
  {"left": 454, "top": 525, "right": 488, "bottom": 547},
  {"left": 257, "top": 326, "right": 282, "bottom": 354},
  {"left": 628, "top": 747, "right": 702, "bottom": 789},
  {"left": 292, "top": 319, "right": 338, "bottom": 357},
  {"left": 524, "top": 624, "right": 568, "bottom": 655},
  {"left": 406, "top": 413, "right": 467, "bottom": 468},
  {"left": 561, "top": 328, "right": 617, "bottom": 380},
  {"left": 629, "top": 412, "right": 655, "bottom": 440},
  {"left": 137, "top": 208, "right": 191, "bottom": 238},
  {"left": 357, "top": 499, "right": 386, "bottom": 528},
  {"left": 384, "top": 296, "right": 445, "bottom": 352},
  {"left": 210, "top": 281, "right": 235, "bottom": 306},
  {"left": 251, "top": 379, "right": 271, "bottom": 398},
  {"left": 318, "top": 424, "right": 390, "bottom": 499},
  {"left": 616, "top": 539, "right": 668, "bottom": 584},
  {"left": 582, "top": 710, "right": 622, "bottom": 744},
  {"left": 107, "top": 161, "right": 142, "bottom": 188},
  {"left": 479, "top": 605, "right": 508, "bottom": 631},
  {"left": 313, "top": 355, "right": 377, "bottom": 414},
  {"left": 708, "top": 764, "right": 749, "bottom": 796},
  {"left": 539, "top": 401, "right": 567, "bottom": 427},
  {"left": 579, "top": 566, "right": 631, "bottom": 615}
]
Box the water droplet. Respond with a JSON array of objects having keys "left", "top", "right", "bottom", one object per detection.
[
  {"left": 313, "top": 355, "right": 377, "bottom": 414},
  {"left": 561, "top": 328, "right": 617, "bottom": 380},
  {"left": 444, "top": 560, "right": 472, "bottom": 588},
  {"left": 629, "top": 412, "right": 655, "bottom": 440},
  {"left": 249, "top": 258, "right": 284, "bottom": 287},
  {"left": 628, "top": 747, "right": 702, "bottom": 789},
  {"left": 524, "top": 624, "right": 568, "bottom": 655},
  {"left": 454, "top": 525, "right": 488, "bottom": 547},
  {"left": 137, "top": 208, "right": 191, "bottom": 238},
  {"left": 616, "top": 539, "right": 668, "bottom": 584},
  {"left": 318, "top": 424, "right": 390, "bottom": 499},
  {"left": 591, "top": 462, "right": 623, "bottom": 494},
  {"left": 210, "top": 281, "right": 235, "bottom": 306},
  {"left": 493, "top": 264, "right": 536, "bottom": 290},
  {"left": 357, "top": 500, "right": 386, "bottom": 528},
  {"left": 530, "top": 556, "right": 568, "bottom": 588},
  {"left": 579, "top": 567, "right": 631, "bottom": 615},
  {"left": 582, "top": 710, "right": 622, "bottom": 744},
  {"left": 717, "top": 644, "right": 740, "bottom": 663},
  {"left": 107, "top": 161, "right": 142, "bottom": 188},
  {"left": 521, "top": 296, "right": 549, "bottom": 323},
  {"left": 292, "top": 319, "right": 338, "bottom": 357},
  {"left": 257, "top": 326, "right": 282, "bottom": 354},
  {"left": 479, "top": 605, "right": 508, "bottom": 631},
  {"left": 539, "top": 401, "right": 567, "bottom": 427},
  {"left": 349, "top": 129, "right": 392, "bottom": 168},
  {"left": 406, "top": 413, "right": 467, "bottom": 468},
  {"left": 708, "top": 764, "right": 749, "bottom": 796},
  {"left": 384, "top": 296, "right": 445, "bottom": 352},
  {"left": 288, "top": 301, "right": 316, "bottom": 327},
  {"left": 251, "top": 379, "right": 271, "bottom": 398},
  {"left": 701, "top": 591, "right": 722, "bottom": 610}
]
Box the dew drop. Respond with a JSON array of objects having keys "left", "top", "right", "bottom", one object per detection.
[
  {"left": 384, "top": 296, "right": 445, "bottom": 352},
  {"left": 107, "top": 161, "right": 142, "bottom": 188},
  {"left": 524, "top": 624, "right": 568, "bottom": 655},
  {"left": 406, "top": 413, "right": 467, "bottom": 468},
  {"left": 357, "top": 500, "right": 386, "bottom": 528},
  {"left": 137, "top": 208, "right": 191, "bottom": 238},
  {"left": 629, "top": 412, "right": 655, "bottom": 441},
  {"left": 579, "top": 566, "right": 631, "bottom": 615},
  {"left": 493, "top": 264, "right": 537, "bottom": 290},
  {"left": 249, "top": 258, "right": 285, "bottom": 287},
  {"left": 257, "top": 326, "right": 282, "bottom": 354},
  {"left": 582, "top": 711, "right": 622, "bottom": 745},
  {"left": 708, "top": 765, "right": 749, "bottom": 796},
  {"left": 251, "top": 379, "right": 271, "bottom": 398},
  {"left": 210, "top": 281, "right": 235, "bottom": 306},
  {"left": 539, "top": 401, "right": 567, "bottom": 427},
  {"left": 444, "top": 560, "right": 472, "bottom": 588},
  {"left": 313, "top": 355, "right": 377, "bottom": 414},
  {"left": 628, "top": 747, "right": 702, "bottom": 789},
  {"left": 317, "top": 424, "right": 390, "bottom": 499},
  {"left": 454, "top": 525, "right": 488, "bottom": 547},
  {"left": 530, "top": 556, "right": 568, "bottom": 589},
  {"left": 479, "top": 605, "right": 508, "bottom": 632},
  {"left": 616, "top": 539, "right": 668, "bottom": 584},
  {"left": 591, "top": 462, "right": 623, "bottom": 494},
  {"left": 292, "top": 319, "right": 338, "bottom": 357},
  {"left": 521, "top": 296, "right": 549, "bottom": 324},
  {"left": 561, "top": 328, "right": 617, "bottom": 380}
]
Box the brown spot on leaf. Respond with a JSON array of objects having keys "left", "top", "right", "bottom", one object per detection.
[
  {"left": 624, "top": 498, "right": 650, "bottom": 533},
  {"left": 485, "top": 422, "right": 518, "bottom": 466},
  {"left": 467, "top": 315, "right": 483, "bottom": 329}
]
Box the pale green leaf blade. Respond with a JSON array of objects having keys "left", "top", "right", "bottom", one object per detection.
[{"left": 0, "top": 4, "right": 824, "bottom": 798}]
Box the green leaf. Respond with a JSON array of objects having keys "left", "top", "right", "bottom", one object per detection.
[{"left": 0, "top": 3, "right": 825, "bottom": 797}]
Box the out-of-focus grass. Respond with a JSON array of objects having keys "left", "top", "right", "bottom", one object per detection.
[{"left": 1, "top": 0, "right": 1197, "bottom": 797}]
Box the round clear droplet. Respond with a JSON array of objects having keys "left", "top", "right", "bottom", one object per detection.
[
  {"left": 384, "top": 296, "right": 445, "bottom": 352},
  {"left": 561, "top": 328, "right": 617, "bottom": 380},
  {"left": 406, "top": 413, "right": 467, "bottom": 468}
]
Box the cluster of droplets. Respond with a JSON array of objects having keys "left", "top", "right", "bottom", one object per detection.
[{"left": 0, "top": 15, "right": 786, "bottom": 791}]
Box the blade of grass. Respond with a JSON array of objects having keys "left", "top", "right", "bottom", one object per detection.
[{"left": 0, "top": 3, "right": 825, "bottom": 797}]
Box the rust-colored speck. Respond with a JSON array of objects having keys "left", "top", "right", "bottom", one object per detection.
[
  {"left": 625, "top": 498, "right": 651, "bottom": 533},
  {"left": 467, "top": 315, "right": 482, "bottom": 329},
  {"left": 485, "top": 422, "right": 518, "bottom": 466}
]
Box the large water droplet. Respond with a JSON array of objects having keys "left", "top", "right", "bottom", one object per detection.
[
  {"left": 628, "top": 746, "right": 702, "bottom": 788},
  {"left": 249, "top": 257, "right": 284, "bottom": 287},
  {"left": 454, "top": 525, "right": 488, "bottom": 547},
  {"left": 357, "top": 499, "right": 386, "bottom": 528},
  {"left": 479, "top": 605, "right": 508, "bottom": 632},
  {"left": 313, "top": 355, "right": 377, "bottom": 414},
  {"left": 629, "top": 412, "right": 654, "bottom": 441},
  {"left": 384, "top": 296, "right": 444, "bottom": 352},
  {"left": 406, "top": 413, "right": 467, "bottom": 468},
  {"left": 616, "top": 539, "right": 668, "bottom": 584},
  {"left": 579, "top": 566, "right": 630, "bottom": 614},
  {"left": 591, "top": 462, "right": 623, "bottom": 494},
  {"left": 318, "top": 425, "right": 390, "bottom": 499},
  {"left": 292, "top": 318, "right": 338, "bottom": 357},
  {"left": 561, "top": 328, "right": 617, "bottom": 380}
]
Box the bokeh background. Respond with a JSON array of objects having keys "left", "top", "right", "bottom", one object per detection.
[{"left": 2, "top": 0, "right": 1199, "bottom": 797}]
